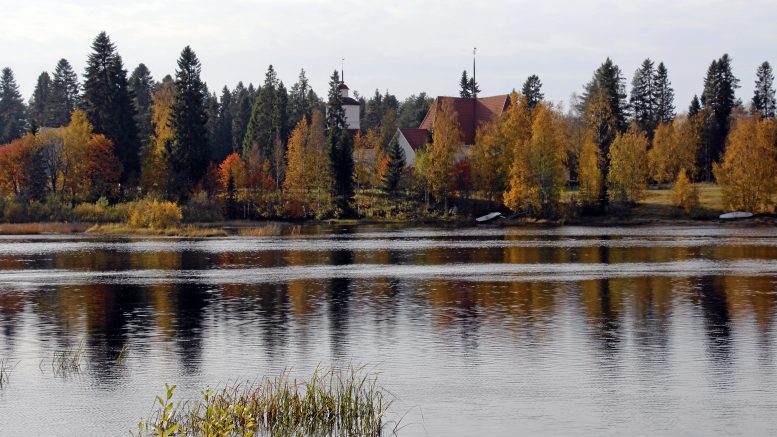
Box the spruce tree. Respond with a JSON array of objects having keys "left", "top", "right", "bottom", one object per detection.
[
  {"left": 169, "top": 46, "right": 209, "bottom": 199},
  {"left": 129, "top": 63, "right": 155, "bottom": 146},
  {"left": 752, "top": 61, "right": 776, "bottom": 119},
  {"left": 0, "top": 67, "right": 27, "bottom": 143},
  {"left": 273, "top": 81, "right": 288, "bottom": 144},
  {"left": 288, "top": 69, "right": 320, "bottom": 128},
  {"left": 326, "top": 70, "right": 354, "bottom": 215},
  {"left": 581, "top": 58, "right": 629, "bottom": 132},
  {"left": 459, "top": 71, "right": 471, "bottom": 98},
  {"left": 689, "top": 95, "right": 701, "bottom": 117},
  {"left": 82, "top": 32, "right": 140, "bottom": 187},
  {"left": 363, "top": 89, "right": 384, "bottom": 130},
  {"left": 397, "top": 93, "right": 433, "bottom": 128},
  {"left": 521, "top": 74, "right": 544, "bottom": 109},
  {"left": 700, "top": 54, "right": 740, "bottom": 180},
  {"left": 211, "top": 86, "right": 233, "bottom": 162},
  {"left": 205, "top": 90, "right": 220, "bottom": 157},
  {"left": 29, "top": 72, "right": 53, "bottom": 130},
  {"left": 242, "top": 65, "right": 278, "bottom": 159},
  {"left": 653, "top": 62, "right": 675, "bottom": 124},
  {"left": 49, "top": 58, "right": 79, "bottom": 127},
  {"left": 629, "top": 58, "right": 657, "bottom": 135},
  {"left": 382, "top": 136, "right": 405, "bottom": 194},
  {"left": 231, "top": 82, "right": 253, "bottom": 154}
]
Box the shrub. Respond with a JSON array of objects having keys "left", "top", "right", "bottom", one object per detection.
[
  {"left": 3, "top": 201, "right": 27, "bottom": 223},
  {"left": 672, "top": 169, "right": 700, "bottom": 215},
  {"left": 128, "top": 199, "right": 183, "bottom": 229},
  {"left": 182, "top": 191, "right": 224, "bottom": 223}
]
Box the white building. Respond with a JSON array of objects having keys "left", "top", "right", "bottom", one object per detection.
[{"left": 338, "top": 83, "right": 361, "bottom": 131}]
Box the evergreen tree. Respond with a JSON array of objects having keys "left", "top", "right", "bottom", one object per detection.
[
  {"left": 326, "top": 70, "right": 354, "bottom": 215},
  {"left": 82, "top": 32, "right": 140, "bottom": 187},
  {"left": 381, "top": 135, "right": 405, "bottom": 193},
  {"left": 0, "top": 67, "right": 27, "bottom": 143},
  {"left": 629, "top": 58, "right": 657, "bottom": 135},
  {"left": 654, "top": 62, "right": 675, "bottom": 124},
  {"left": 700, "top": 54, "right": 740, "bottom": 180},
  {"left": 211, "top": 86, "right": 233, "bottom": 162},
  {"left": 688, "top": 95, "right": 701, "bottom": 117},
  {"left": 273, "top": 81, "right": 288, "bottom": 143},
  {"left": 128, "top": 63, "right": 155, "bottom": 146},
  {"left": 205, "top": 90, "right": 220, "bottom": 156},
  {"left": 169, "top": 46, "right": 209, "bottom": 199},
  {"left": 49, "top": 58, "right": 80, "bottom": 127},
  {"left": 581, "top": 57, "right": 629, "bottom": 132},
  {"left": 363, "top": 89, "right": 384, "bottom": 130},
  {"left": 242, "top": 65, "right": 278, "bottom": 159},
  {"left": 231, "top": 82, "right": 253, "bottom": 154},
  {"left": 752, "top": 61, "right": 776, "bottom": 119},
  {"left": 28, "top": 72, "right": 53, "bottom": 130},
  {"left": 397, "top": 92, "right": 433, "bottom": 128},
  {"left": 459, "top": 71, "right": 471, "bottom": 98},
  {"left": 288, "top": 68, "right": 320, "bottom": 128},
  {"left": 521, "top": 74, "right": 544, "bottom": 109}
]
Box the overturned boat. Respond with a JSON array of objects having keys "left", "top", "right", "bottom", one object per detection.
[
  {"left": 719, "top": 211, "right": 753, "bottom": 219},
  {"left": 475, "top": 212, "right": 503, "bottom": 223}
]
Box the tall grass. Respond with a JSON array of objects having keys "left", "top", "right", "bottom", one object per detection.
[
  {"left": 133, "top": 365, "right": 399, "bottom": 436},
  {"left": 0, "top": 358, "right": 17, "bottom": 388},
  {"left": 238, "top": 223, "right": 303, "bottom": 237},
  {"left": 0, "top": 223, "right": 90, "bottom": 235},
  {"left": 51, "top": 342, "right": 85, "bottom": 376}
]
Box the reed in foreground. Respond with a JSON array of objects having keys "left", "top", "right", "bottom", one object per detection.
[
  {"left": 0, "top": 358, "right": 17, "bottom": 388},
  {"left": 0, "top": 223, "right": 90, "bottom": 235},
  {"left": 132, "top": 365, "right": 399, "bottom": 437},
  {"left": 51, "top": 342, "right": 85, "bottom": 376},
  {"left": 86, "top": 224, "right": 228, "bottom": 237}
]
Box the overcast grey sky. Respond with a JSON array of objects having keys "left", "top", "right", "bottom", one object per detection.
[{"left": 2, "top": 0, "right": 776, "bottom": 112}]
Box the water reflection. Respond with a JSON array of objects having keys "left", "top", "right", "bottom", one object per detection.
[{"left": 0, "top": 226, "right": 776, "bottom": 436}]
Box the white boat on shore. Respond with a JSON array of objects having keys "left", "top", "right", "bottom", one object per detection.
[
  {"left": 475, "top": 212, "right": 503, "bottom": 223},
  {"left": 719, "top": 212, "right": 753, "bottom": 219}
]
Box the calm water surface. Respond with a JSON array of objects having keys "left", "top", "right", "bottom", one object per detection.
[{"left": 1, "top": 225, "right": 776, "bottom": 436}]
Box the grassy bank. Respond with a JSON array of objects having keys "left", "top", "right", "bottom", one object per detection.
[
  {"left": 132, "top": 365, "right": 398, "bottom": 437},
  {"left": 86, "top": 223, "right": 228, "bottom": 237},
  {"left": 0, "top": 222, "right": 91, "bottom": 235}
]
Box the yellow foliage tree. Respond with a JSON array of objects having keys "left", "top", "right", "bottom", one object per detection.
[
  {"left": 714, "top": 116, "right": 777, "bottom": 212},
  {"left": 353, "top": 129, "right": 380, "bottom": 190},
  {"left": 141, "top": 77, "right": 175, "bottom": 196},
  {"left": 503, "top": 103, "right": 567, "bottom": 216},
  {"left": 649, "top": 118, "right": 699, "bottom": 183},
  {"left": 424, "top": 98, "right": 462, "bottom": 210},
  {"left": 283, "top": 110, "right": 332, "bottom": 216},
  {"left": 607, "top": 126, "right": 649, "bottom": 203},
  {"left": 60, "top": 110, "right": 94, "bottom": 202},
  {"left": 577, "top": 138, "right": 603, "bottom": 207},
  {"left": 672, "top": 169, "right": 699, "bottom": 214},
  {"left": 283, "top": 116, "right": 311, "bottom": 199}
]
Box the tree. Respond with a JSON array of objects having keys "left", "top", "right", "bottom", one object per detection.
[
  {"left": 648, "top": 118, "right": 699, "bottom": 183},
  {"left": 521, "top": 75, "right": 544, "bottom": 109},
  {"left": 210, "top": 86, "right": 233, "bottom": 162},
  {"left": 584, "top": 88, "right": 619, "bottom": 207},
  {"left": 397, "top": 93, "right": 433, "bottom": 128},
  {"left": 503, "top": 103, "right": 567, "bottom": 217},
  {"left": 36, "top": 127, "right": 64, "bottom": 194},
  {"left": 283, "top": 116, "right": 311, "bottom": 200},
  {"left": 231, "top": 82, "right": 253, "bottom": 155},
  {"left": 28, "top": 72, "right": 53, "bottom": 130},
  {"left": 700, "top": 54, "right": 740, "bottom": 180},
  {"left": 654, "top": 62, "right": 676, "bottom": 125},
  {"left": 381, "top": 136, "right": 405, "bottom": 194},
  {"left": 580, "top": 58, "right": 629, "bottom": 132},
  {"left": 607, "top": 126, "right": 649, "bottom": 204},
  {"left": 752, "top": 61, "right": 776, "bottom": 119},
  {"left": 243, "top": 65, "right": 278, "bottom": 159},
  {"left": 288, "top": 69, "right": 320, "bottom": 128},
  {"left": 326, "top": 70, "right": 355, "bottom": 215},
  {"left": 129, "top": 63, "right": 155, "bottom": 148},
  {"left": 688, "top": 95, "right": 701, "bottom": 117},
  {"left": 672, "top": 169, "right": 699, "bottom": 215},
  {"left": 82, "top": 32, "right": 139, "bottom": 187},
  {"left": 714, "top": 115, "right": 777, "bottom": 212},
  {"left": 141, "top": 75, "right": 175, "bottom": 197},
  {"left": 577, "top": 139, "right": 603, "bottom": 208},
  {"left": 424, "top": 98, "right": 462, "bottom": 210},
  {"left": 459, "top": 71, "right": 471, "bottom": 98},
  {"left": 0, "top": 67, "right": 27, "bottom": 143},
  {"left": 49, "top": 59, "right": 80, "bottom": 127},
  {"left": 630, "top": 59, "right": 657, "bottom": 136},
  {"left": 169, "top": 46, "right": 209, "bottom": 200},
  {"left": 218, "top": 152, "right": 248, "bottom": 190},
  {"left": 0, "top": 134, "right": 45, "bottom": 199}
]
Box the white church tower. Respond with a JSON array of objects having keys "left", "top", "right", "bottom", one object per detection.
[{"left": 337, "top": 81, "right": 361, "bottom": 131}]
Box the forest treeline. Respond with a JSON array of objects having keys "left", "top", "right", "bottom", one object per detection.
[{"left": 0, "top": 32, "right": 776, "bottom": 225}]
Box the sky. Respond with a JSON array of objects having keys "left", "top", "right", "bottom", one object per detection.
[{"left": 2, "top": 0, "right": 776, "bottom": 113}]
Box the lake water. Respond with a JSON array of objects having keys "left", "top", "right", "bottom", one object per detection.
[{"left": 1, "top": 225, "right": 776, "bottom": 436}]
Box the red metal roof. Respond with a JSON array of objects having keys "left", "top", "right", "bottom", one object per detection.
[
  {"left": 418, "top": 95, "right": 510, "bottom": 145},
  {"left": 399, "top": 128, "right": 429, "bottom": 151}
]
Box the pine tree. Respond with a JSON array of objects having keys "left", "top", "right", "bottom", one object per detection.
[
  {"left": 49, "top": 58, "right": 80, "bottom": 127},
  {"left": 242, "top": 65, "right": 278, "bottom": 159},
  {"left": 28, "top": 72, "right": 53, "bottom": 130},
  {"left": 0, "top": 67, "right": 27, "bottom": 143},
  {"left": 169, "top": 46, "right": 209, "bottom": 199},
  {"left": 129, "top": 63, "right": 155, "bottom": 147},
  {"left": 752, "top": 61, "right": 776, "bottom": 119},
  {"left": 654, "top": 62, "right": 675, "bottom": 124},
  {"left": 459, "top": 71, "right": 471, "bottom": 98},
  {"left": 326, "top": 70, "right": 355, "bottom": 215},
  {"left": 231, "top": 82, "right": 253, "bottom": 154},
  {"left": 630, "top": 59, "right": 656, "bottom": 136},
  {"left": 521, "top": 74, "right": 544, "bottom": 109},
  {"left": 82, "top": 32, "right": 140, "bottom": 187},
  {"left": 381, "top": 136, "right": 405, "bottom": 194}
]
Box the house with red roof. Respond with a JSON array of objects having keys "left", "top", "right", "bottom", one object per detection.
[{"left": 397, "top": 94, "right": 511, "bottom": 166}]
